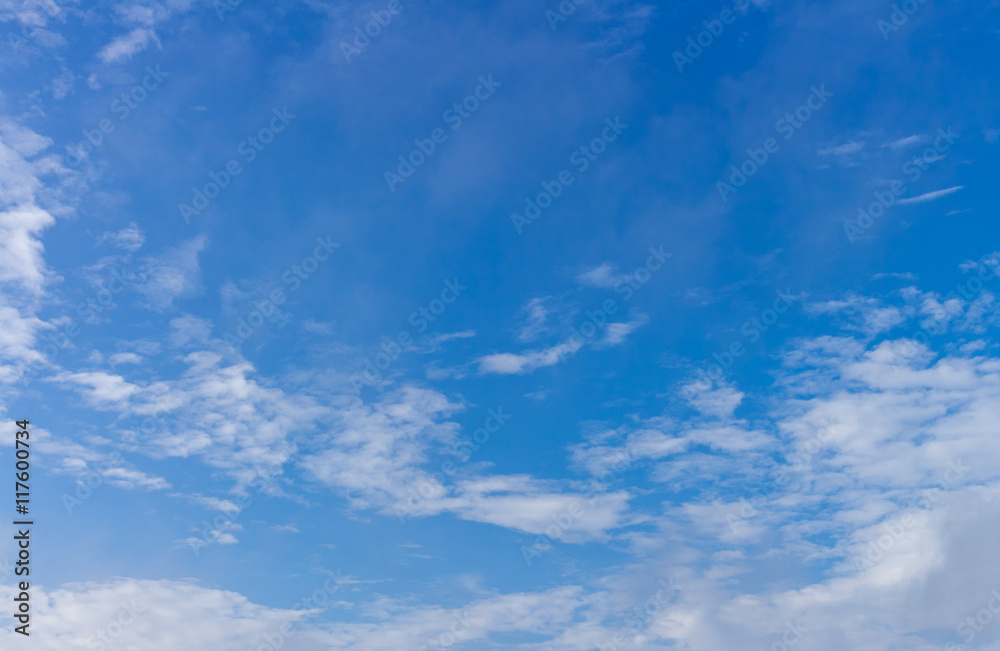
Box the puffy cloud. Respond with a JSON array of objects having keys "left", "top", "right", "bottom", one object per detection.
[
  {"left": 0, "top": 120, "right": 59, "bottom": 295},
  {"left": 0, "top": 578, "right": 315, "bottom": 648},
  {"left": 0, "top": 577, "right": 592, "bottom": 651},
  {"left": 0, "top": 118, "right": 74, "bottom": 384}
]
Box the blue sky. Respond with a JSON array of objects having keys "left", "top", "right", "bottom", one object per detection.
[{"left": 2, "top": 0, "right": 1000, "bottom": 648}]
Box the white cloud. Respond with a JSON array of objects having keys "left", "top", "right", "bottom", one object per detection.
[
  {"left": 97, "top": 27, "right": 158, "bottom": 64},
  {"left": 299, "top": 386, "right": 631, "bottom": 540},
  {"left": 135, "top": 236, "right": 207, "bottom": 310},
  {"left": 0, "top": 124, "right": 59, "bottom": 295},
  {"left": 17, "top": 275, "right": 1000, "bottom": 650},
  {"left": 871, "top": 271, "right": 917, "bottom": 280},
  {"left": 806, "top": 294, "right": 908, "bottom": 336},
  {"left": 447, "top": 476, "right": 631, "bottom": 542},
  {"left": 0, "top": 578, "right": 315, "bottom": 648},
  {"left": 175, "top": 493, "right": 242, "bottom": 513},
  {"left": 897, "top": 185, "right": 964, "bottom": 205},
  {"left": 94, "top": 0, "right": 204, "bottom": 66},
  {"left": 299, "top": 386, "right": 462, "bottom": 507},
  {"left": 427, "top": 329, "right": 475, "bottom": 346},
  {"left": 576, "top": 262, "right": 624, "bottom": 289},
  {"left": 597, "top": 317, "right": 645, "bottom": 347},
  {"left": 302, "top": 319, "right": 336, "bottom": 335},
  {"left": 53, "top": 351, "right": 328, "bottom": 489},
  {"left": 572, "top": 382, "right": 774, "bottom": 486},
  {"left": 680, "top": 381, "right": 744, "bottom": 419},
  {"left": 109, "top": 352, "right": 143, "bottom": 365},
  {"left": 884, "top": 134, "right": 923, "bottom": 149},
  {"left": 168, "top": 314, "right": 213, "bottom": 347},
  {"left": 22, "top": 425, "right": 169, "bottom": 491},
  {"left": 477, "top": 340, "right": 583, "bottom": 375},
  {"left": 99, "top": 222, "right": 145, "bottom": 252},
  {"left": 525, "top": 327, "right": 1000, "bottom": 649},
  {"left": 0, "top": 300, "right": 46, "bottom": 373},
  {"left": 479, "top": 313, "right": 644, "bottom": 374},
  {"left": 52, "top": 370, "right": 140, "bottom": 407},
  {"left": 0, "top": 118, "right": 76, "bottom": 383},
  {"left": 518, "top": 297, "right": 549, "bottom": 341},
  {"left": 0, "top": 577, "right": 587, "bottom": 651},
  {"left": 818, "top": 140, "right": 865, "bottom": 156}
]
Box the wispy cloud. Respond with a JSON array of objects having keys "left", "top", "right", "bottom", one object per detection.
[
  {"left": 518, "top": 297, "right": 550, "bottom": 342},
  {"left": 135, "top": 236, "right": 207, "bottom": 310},
  {"left": 897, "top": 186, "right": 964, "bottom": 205},
  {"left": 884, "top": 134, "right": 924, "bottom": 149},
  {"left": 97, "top": 28, "right": 158, "bottom": 64},
  {"left": 99, "top": 222, "right": 145, "bottom": 252},
  {"left": 819, "top": 140, "right": 865, "bottom": 156},
  {"left": 429, "top": 330, "right": 476, "bottom": 346},
  {"left": 477, "top": 340, "right": 583, "bottom": 375},
  {"left": 575, "top": 263, "right": 623, "bottom": 289}
]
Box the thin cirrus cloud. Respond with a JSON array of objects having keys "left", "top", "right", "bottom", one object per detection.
[
  {"left": 818, "top": 140, "right": 865, "bottom": 156},
  {"left": 897, "top": 185, "right": 964, "bottom": 205},
  {"left": 884, "top": 134, "right": 924, "bottom": 149},
  {"left": 477, "top": 340, "right": 584, "bottom": 375}
]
